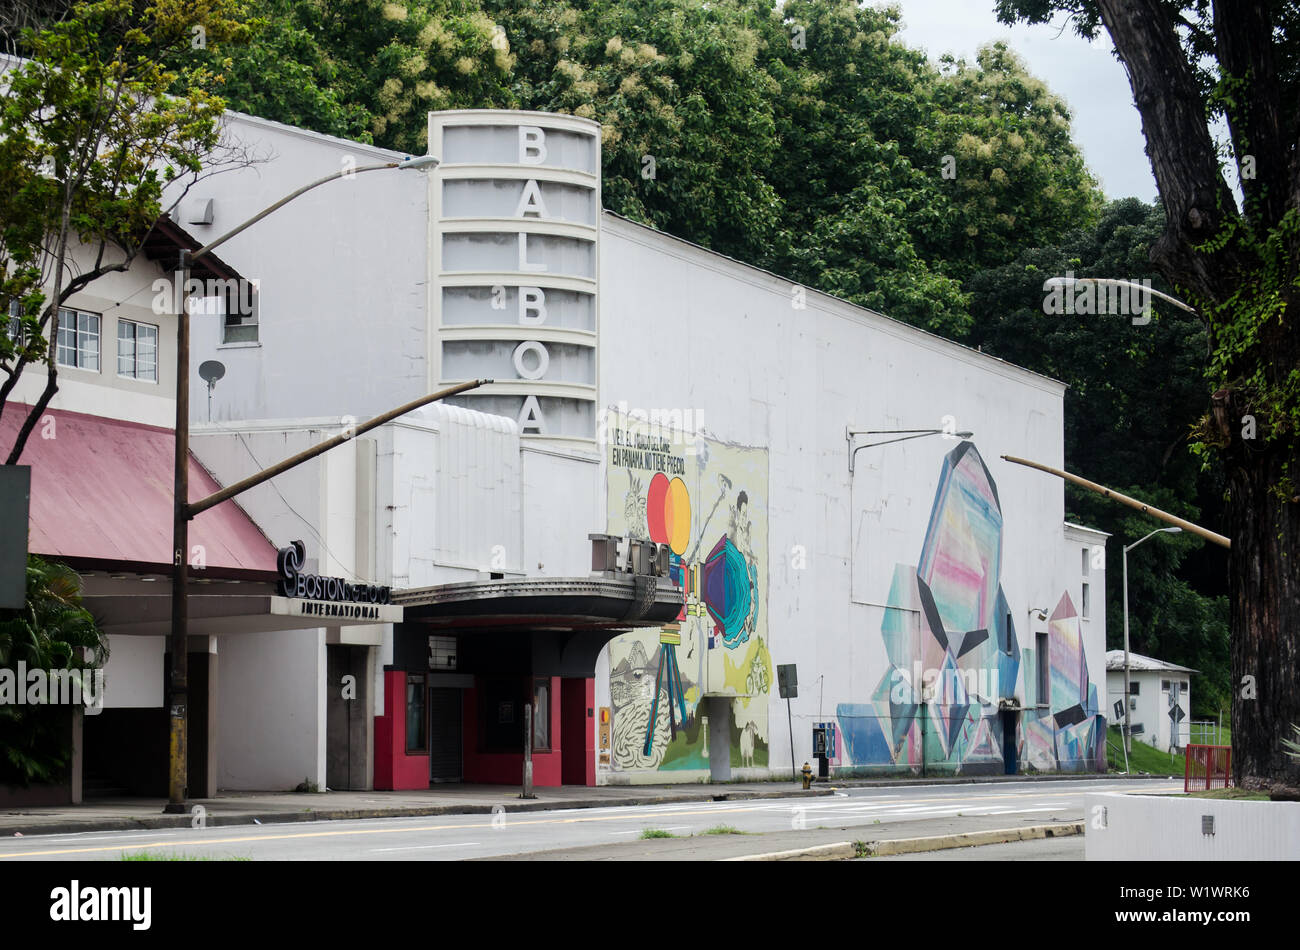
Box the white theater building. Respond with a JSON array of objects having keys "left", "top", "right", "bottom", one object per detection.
[{"left": 174, "top": 107, "right": 1109, "bottom": 790}]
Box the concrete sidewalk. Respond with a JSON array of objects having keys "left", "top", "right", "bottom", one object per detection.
[{"left": 0, "top": 772, "right": 1171, "bottom": 838}]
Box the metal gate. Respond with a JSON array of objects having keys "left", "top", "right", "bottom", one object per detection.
[{"left": 428, "top": 687, "right": 462, "bottom": 783}]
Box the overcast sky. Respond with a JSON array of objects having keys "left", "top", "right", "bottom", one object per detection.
[{"left": 888, "top": 0, "right": 1158, "bottom": 201}]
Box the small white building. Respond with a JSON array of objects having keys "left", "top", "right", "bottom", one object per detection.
[{"left": 1106, "top": 650, "right": 1196, "bottom": 752}]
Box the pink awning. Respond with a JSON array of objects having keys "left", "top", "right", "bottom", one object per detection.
[{"left": 2, "top": 404, "right": 277, "bottom": 575}]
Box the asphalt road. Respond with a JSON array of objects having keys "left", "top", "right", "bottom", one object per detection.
[{"left": 0, "top": 779, "right": 1181, "bottom": 861}]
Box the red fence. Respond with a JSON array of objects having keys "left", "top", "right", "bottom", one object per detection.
[{"left": 1185, "top": 744, "right": 1233, "bottom": 792}]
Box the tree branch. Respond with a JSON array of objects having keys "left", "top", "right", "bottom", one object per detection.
[
  {"left": 1212, "top": 0, "right": 1293, "bottom": 229},
  {"left": 1094, "top": 0, "right": 1241, "bottom": 300}
]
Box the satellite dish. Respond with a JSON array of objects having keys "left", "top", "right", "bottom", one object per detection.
[
  {"left": 198, "top": 360, "right": 226, "bottom": 385},
  {"left": 198, "top": 360, "right": 226, "bottom": 422}
]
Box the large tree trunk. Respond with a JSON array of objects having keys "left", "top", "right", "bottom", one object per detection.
[
  {"left": 1224, "top": 436, "right": 1300, "bottom": 795},
  {"left": 1095, "top": 1, "right": 1300, "bottom": 797}
]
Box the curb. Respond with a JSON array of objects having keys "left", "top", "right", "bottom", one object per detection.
[
  {"left": 727, "top": 821, "right": 1086, "bottom": 861},
  {"left": 723, "top": 841, "right": 859, "bottom": 861},
  {"left": 2, "top": 787, "right": 835, "bottom": 838},
  {"left": 815, "top": 774, "right": 1178, "bottom": 790}
]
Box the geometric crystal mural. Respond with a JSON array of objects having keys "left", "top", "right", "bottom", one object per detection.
[{"left": 837, "top": 440, "right": 1105, "bottom": 774}]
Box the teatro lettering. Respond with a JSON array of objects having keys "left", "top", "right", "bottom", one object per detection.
[{"left": 277, "top": 540, "right": 392, "bottom": 605}]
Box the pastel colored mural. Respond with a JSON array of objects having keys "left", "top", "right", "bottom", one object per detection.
[
  {"left": 837, "top": 441, "right": 1104, "bottom": 774},
  {"left": 1024, "top": 590, "right": 1106, "bottom": 772},
  {"left": 605, "top": 426, "right": 770, "bottom": 774}
]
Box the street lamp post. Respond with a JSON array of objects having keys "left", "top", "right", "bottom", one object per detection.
[
  {"left": 846, "top": 425, "right": 974, "bottom": 778},
  {"left": 1121, "top": 526, "right": 1182, "bottom": 757},
  {"left": 1042, "top": 276, "right": 1199, "bottom": 315},
  {"left": 846, "top": 427, "right": 974, "bottom": 474},
  {"left": 165, "top": 155, "right": 440, "bottom": 812}
]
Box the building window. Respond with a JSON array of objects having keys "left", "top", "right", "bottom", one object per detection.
[
  {"left": 117, "top": 319, "right": 158, "bottom": 381},
  {"left": 428, "top": 635, "right": 457, "bottom": 671},
  {"left": 1081, "top": 581, "right": 1090, "bottom": 619},
  {"left": 1081, "top": 547, "right": 1090, "bottom": 576},
  {"left": 221, "top": 283, "right": 258, "bottom": 344},
  {"left": 405, "top": 674, "right": 427, "bottom": 753},
  {"left": 1036, "top": 632, "right": 1049, "bottom": 706},
  {"left": 1162, "top": 679, "right": 1171, "bottom": 691},
  {"left": 56, "top": 308, "right": 100, "bottom": 370},
  {"left": 1129, "top": 681, "right": 1140, "bottom": 695},
  {"left": 533, "top": 678, "right": 550, "bottom": 752}
]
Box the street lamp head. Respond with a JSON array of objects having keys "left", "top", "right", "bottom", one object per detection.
[
  {"left": 956, "top": 431, "right": 974, "bottom": 438},
  {"left": 399, "top": 155, "right": 440, "bottom": 171},
  {"left": 1162, "top": 526, "right": 1183, "bottom": 534}
]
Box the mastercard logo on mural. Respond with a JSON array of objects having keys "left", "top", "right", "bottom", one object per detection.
[
  {"left": 645, "top": 472, "right": 691, "bottom": 556},
  {"left": 643, "top": 472, "right": 752, "bottom": 648}
]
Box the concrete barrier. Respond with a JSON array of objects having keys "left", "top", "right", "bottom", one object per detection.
[{"left": 1085, "top": 792, "right": 1300, "bottom": 860}]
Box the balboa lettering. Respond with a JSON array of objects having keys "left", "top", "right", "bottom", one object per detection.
[{"left": 277, "top": 540, "right": 392, "bottom": 605}]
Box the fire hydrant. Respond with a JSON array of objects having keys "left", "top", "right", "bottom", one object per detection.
[{"left": 800, "top": 762, "right": 814, "bottom": 790}]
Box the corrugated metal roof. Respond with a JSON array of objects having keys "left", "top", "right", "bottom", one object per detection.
[
  {"left": 1105, "top": 649, "right": 1198, "bottom": 674},
  {"left": 2, "top": 404, "right": 277, "bottom": 574}
]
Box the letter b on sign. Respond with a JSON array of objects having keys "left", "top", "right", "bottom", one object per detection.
[{"left": 519, "top": 126, "right": 547, "bottom": 165}]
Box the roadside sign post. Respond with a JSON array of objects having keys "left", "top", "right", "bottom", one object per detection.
[
  {"left": 777, "top": 664, "right": 798, "bottom": 782},
  {"left": 0, "top": 466, "right": 31, "bottom": 610}
]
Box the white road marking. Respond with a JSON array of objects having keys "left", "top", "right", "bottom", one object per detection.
[{"left": 368, "top": 842, "right": 480, "bottom": 853}]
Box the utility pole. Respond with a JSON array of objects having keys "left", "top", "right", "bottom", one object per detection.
[{"left": 163, "top": 154, "right": 443, "bottom": 812}]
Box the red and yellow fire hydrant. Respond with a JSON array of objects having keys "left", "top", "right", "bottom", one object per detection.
[{"left": 800, "top": 761, "right": 814, "bottom": 790}]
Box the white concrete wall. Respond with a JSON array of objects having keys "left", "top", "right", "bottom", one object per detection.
[
  {"left": 217, "top": 626, "right": 326, "bottom": 790},
  {"left": 178, "top": 113, "right": 430, "bottom": 425},
  {"left": 595, "top": 214, "right": 1078, "bottom": 777},
  {"left": 520, "top": 446, "right": 601, "bottom": 576},
  {"left": 101, "top": 635, "right": 165, "bottom": 708},
  {"left": 377, "top": 403, "right": 522, "bottom": 589},
  {"left": 1086, "top": 792, "right": 1300, "bottom": 860}
]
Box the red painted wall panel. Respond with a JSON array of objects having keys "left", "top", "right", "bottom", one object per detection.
[
  {"left": 373, "top": 669, "right": 428, "bottom": 790},
  {"left": 561, "top": 677, "right": 595, "bottom": 786}
]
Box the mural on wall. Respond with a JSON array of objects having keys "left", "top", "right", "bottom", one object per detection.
[
  {"left": 605, "top": 426, "right": 770, "bottom": 773},
  {"left": 1023, "top": 591, "right": 1106, "bottom": 771},
  {"left": 836, "top": 441, "right": 1105, "bottom": 774}
]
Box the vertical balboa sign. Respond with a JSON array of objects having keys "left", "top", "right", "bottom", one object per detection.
[{"left": 429, "top": 111, "right": 601, "bottom": 449}]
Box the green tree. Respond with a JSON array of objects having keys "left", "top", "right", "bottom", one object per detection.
[
  {"left": 0, "top": 0, "right": 253, "bottom": 464},
  {"left": 194, "top": 0, "right": 1103, "bottom": 339},
  {"left": 491, "top": 0, "right": 787, "bottom": 267},
  {"left": 997, "top": 0, "right": 1300, "bottom": 794},
  {"left": 0, "top": 556, "right": 107, "bottom": 786},
  {"left": 968, "top": 198, "right": 1230, "bottom": 717}
]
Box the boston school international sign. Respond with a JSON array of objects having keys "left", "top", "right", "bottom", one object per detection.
[{"left": 273, "top": 540, "right": 399, "bottom": 622}]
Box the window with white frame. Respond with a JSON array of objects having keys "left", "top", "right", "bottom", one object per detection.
[
  {"left": 56, "top": 308, "right": 100, "bottom": 370},
  {"left": 222, "top": 281, "right": 258, "bottom": 344},
  {"left": 117, "top": 319, "right": 158, "bottom": 381}
]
